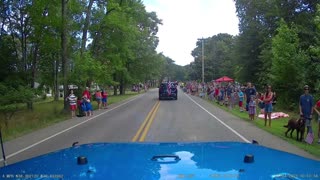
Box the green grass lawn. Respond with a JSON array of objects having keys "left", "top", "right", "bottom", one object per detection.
[
  {"left": 205, "top": 97, "right": 320, "bottom": 158},
  {"left": 0, "top": 91, "right": 140, "bottom": 141}
]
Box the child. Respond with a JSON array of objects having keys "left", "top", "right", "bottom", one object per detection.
[
  {"left": 230, "top": 90, "right": 236, "bottom": 110},
  {"left": 77, "top": 97, "right": 85, "bottom": 117},
  {"left": 66, "top": 90, "right": 77, "bottom": 118},
  {"left": 248, "top": 96, "right": 256, "bottom": 121},
  {"left": 83, "top": 95, "right": 93, "bottom": 116},
  {"left": 102, "top": 89, "right": 108, "bottom": 109},
  {"left": 224, "top": 94, "right": 229, "bottom": 107},
  {"left": 95, "top": 90, "right": 102, "bottom": 110},
  {"left": 238, "top": 89, "right": 244, "bottom": 112},
  {"left": 80, "top": 96, "right": 87, "bottom": 116},
  {"left": 257, "top": 92, "right": 265, "bottom": 115}
]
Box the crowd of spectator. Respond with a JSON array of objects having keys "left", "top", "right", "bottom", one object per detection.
[
  {"left": 65, "top": 87, "right": 109, "bottom": 118},
  {"left": 183, "top": 81, "right": 276, "bottom": 127},
  {"left": 183, "top": 80, "right": 320, "bottom": 144}
]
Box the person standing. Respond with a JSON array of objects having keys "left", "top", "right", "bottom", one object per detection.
[
  {"left": 263, "top": 85, "right": 273, "bottom": 127},
  {"left": 313, "top": 98, "right": 320, "bottom": 144},
  {"left": 102, "top": 89, "right": 108, "bottom": 109},
  {"left": 238, "top": 89, "right": 244, "bottom": 112},
  {"left": 248, "top": 96, "right": 256, "bottom": 121},
  {"left": 257, "top": 92, "right": 265, "bottom": 115},
  {"left": 95, "top": 90, "right": 102, "bottom": 109},
  {"left": 299, "top": 85, "right": 314, "bottom": 142},
  {"left": 214, "top": 86, "right": 219, "bottom": 102},
  {"left": 66, "top": 90, "right": 77, "bottom": 118},
  {"left": 244, "top": 82, "right": 256, "bottom": 111},
  {"left": 82, "top": 87, "right": 91, "bottom": 100},
  {"left": 230, "top": 89, "right": 236, "bottom": 110},
  {"left": 83, "top": 95, "right": 93, "bottom": 116}
]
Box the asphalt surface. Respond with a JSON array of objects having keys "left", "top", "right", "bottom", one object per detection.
[{"left": 1, "top": 88, "right": 319, "bottom": 166}]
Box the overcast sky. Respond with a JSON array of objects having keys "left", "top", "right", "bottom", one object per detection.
[{"left": 142, "top": 0, "right": 239, "bottom": 66}]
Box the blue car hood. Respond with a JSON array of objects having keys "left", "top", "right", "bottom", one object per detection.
[{"left": 0, "top": 142, "right": 319, "bottom": 180}]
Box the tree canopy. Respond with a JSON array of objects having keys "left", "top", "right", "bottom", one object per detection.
[
  {"left": 186, "top": 0, "right": 320, "bottom": 108},
  {"left": 0, "top": 0, "right": 171, "bottom": 112}
]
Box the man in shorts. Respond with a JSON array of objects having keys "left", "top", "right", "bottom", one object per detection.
[{"left": 299, "top": 85, "right": 314, "bottom": 138}]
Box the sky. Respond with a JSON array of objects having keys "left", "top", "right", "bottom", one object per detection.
[{"left": 142, "top": 0, "right": 239, "bottom": 66}]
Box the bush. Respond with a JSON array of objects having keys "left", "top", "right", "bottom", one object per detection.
[
  {"left": 42, "top": 93, "right": 47, "bottom": 100},
  {"left": 0, "top": 83, "right": 34, "bottom": 125}
]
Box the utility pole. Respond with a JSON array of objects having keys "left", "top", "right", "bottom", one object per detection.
[{"left": 202, "top": 38, "right": 204, "bottom": 83}]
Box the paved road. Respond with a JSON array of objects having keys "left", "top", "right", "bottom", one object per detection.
[{"left": 1, "top": 88, "right": 319, "bottom": 166}]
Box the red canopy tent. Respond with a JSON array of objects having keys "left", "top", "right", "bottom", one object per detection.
[{"left": 214, "top": 76, "right": 234, "bottom": 83}]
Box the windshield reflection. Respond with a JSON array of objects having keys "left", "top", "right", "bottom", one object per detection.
[{"left": 159, "top": 151, "right": 239, "bottom": 180}]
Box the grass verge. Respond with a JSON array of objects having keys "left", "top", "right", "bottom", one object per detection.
[
  {"left": 204, "top": 97, "right": 320, "bottom": 158},
  {"left": 0, "top": 91, "right": 140, "bottom": 142}
]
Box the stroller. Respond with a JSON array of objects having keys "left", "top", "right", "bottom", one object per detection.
[{"left": 77, "top": 99, "right": 86, "bottom": 117}]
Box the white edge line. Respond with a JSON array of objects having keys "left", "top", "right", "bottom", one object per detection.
[
  {"left": 184, "top": 93, "right": 250, "bottom": 143},
  {"left": 0, "top": 94, "right": 143, "bottom": 161}
]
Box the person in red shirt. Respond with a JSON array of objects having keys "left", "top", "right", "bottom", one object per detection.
[
  {"left": 215, "top": 87, "right": 219, "bottom": 101},
  {"left": 95, "top": 90, "right": 102, "bottom": 109},
  {"left": 313, "top": 99, "right": 320, "bottom": 144},
  {"left": 82, "top": 87, "right": 91, "bottom": 100},
  {"left": 102, "top": 89, "right": 108, "bottom": 109}
]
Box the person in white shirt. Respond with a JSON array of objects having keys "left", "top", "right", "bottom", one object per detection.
[{"left": 66, "top": 90, "right": 77, "bottom": 118}]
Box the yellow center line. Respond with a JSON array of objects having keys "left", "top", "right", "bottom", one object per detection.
[
  {"left": 138, "top": 101, "right": 160, "bottom": 142},
  {"left": 131, "top": 101, "right": 159, "bottom": 142}
]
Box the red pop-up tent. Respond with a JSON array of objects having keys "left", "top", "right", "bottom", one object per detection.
[{"left": 214, "top": 76, "right": 234, "bottom": 83}]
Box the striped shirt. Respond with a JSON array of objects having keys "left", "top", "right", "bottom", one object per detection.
[{"left": 68, "top": 94, "right": 77, "bottom": 105}]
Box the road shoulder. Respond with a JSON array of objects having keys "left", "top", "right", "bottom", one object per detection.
[{"left": 184, "top": 92, "right": 320, "bottom": 161}]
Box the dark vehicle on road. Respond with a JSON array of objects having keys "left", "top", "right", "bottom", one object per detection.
[{"left": 159, "top": 82, "right": 178, "bottom": 100}]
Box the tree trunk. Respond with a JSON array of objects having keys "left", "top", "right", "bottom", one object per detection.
[
  {"left": 28, "top": 43, "right": 40, "bottom": 110},
  {"left": 20, "top": 9, "right": 31, "bottom": 110},
  {"left": 120, "top": 84, "right": 125, "bottom": 95},
  {"left": 61, "top": 0, "right": 69, "bottom": 112},
  {"left": 20, "top": 10, "right": 27, "bottom": 74},
  {"left": 54, "top": 59, "right": 59, "bottom": 101},
  {"left": 119, "top": 73, "right": 125, "bottom": 95},
  {"left": 7, "top": 15, "right": 20, "bottom": 62},
  {"left": 113, "top": 73, "right": 118, "bottom": 95},
  {"left": 80, "top": 0, "right": 94, "bottom": 57},
  {"left": 114, "top": 86, "right": 118, "bottom": 95},
  {"left": 86, "top": 80, "right": 91, "bottom": 88}
]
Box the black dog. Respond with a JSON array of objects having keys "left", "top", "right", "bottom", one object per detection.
[{"left": 284, "top": 118, "right": 305, "bottom": 141}]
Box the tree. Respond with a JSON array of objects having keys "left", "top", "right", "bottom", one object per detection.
[
  {"left": 190, "top": 34, "right": 237, "bottom": 82},
  {"left": 0, "top": 0, "right": 166, "bottom": 114},
  {"left": 233, "top": 0, "right": 318, "bottom": 86},
  {"left": 270, "top": 19, "right": 308, "bottom": 108},
  {"left": 61, "top": 0, "right": 69, "bottom": 111},
  {"left": 80, "top": 0, "right": 94, "bottom": 56},
  {"left": 0, "top": 82, "right": 34, "bottom": 128},
  {"left": 88, "top": 0, "right": 162, "bottom": 95},
  {"left": 308, "top": 4, "right": 320, "bottom": 94}
]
